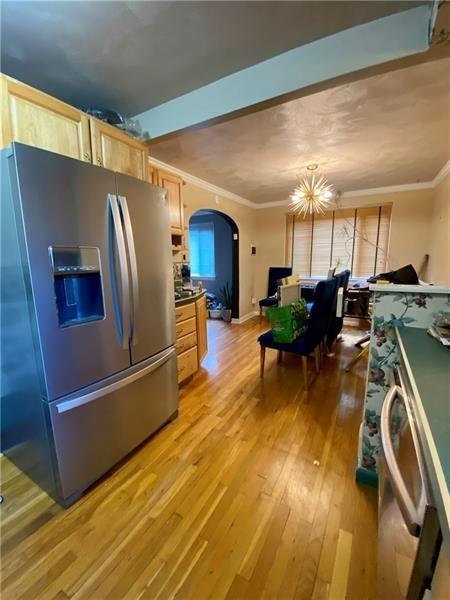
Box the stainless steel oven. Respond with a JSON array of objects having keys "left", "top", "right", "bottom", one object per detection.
[{"left": 378, "top": 367, "right": 441, "bottom": 599}]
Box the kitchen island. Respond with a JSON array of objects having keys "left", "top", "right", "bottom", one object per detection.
[
  {"left": 175, "top": 292, "right": 208, "bottom": 384},
  {"left": 357, "top": 285, "right": 449, "bottom": 483}
]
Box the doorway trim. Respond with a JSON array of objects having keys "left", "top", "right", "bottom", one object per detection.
[{"left": 189, "top": 209, "right": 239, "bottom": 319}]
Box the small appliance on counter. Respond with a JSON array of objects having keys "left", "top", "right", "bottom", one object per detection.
[{"left": 174, "top": 263, "right": 202, "bottom": 300}]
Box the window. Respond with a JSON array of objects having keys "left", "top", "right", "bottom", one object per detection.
[
  {"left": 287, "top": 205, "right": 392, "bottom": 278},
  {"left": 189, "top": 221, "right": 215, "bottom": 278}
]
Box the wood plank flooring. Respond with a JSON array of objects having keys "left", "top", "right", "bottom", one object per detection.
[{"left": 1, "top": 317, "right": 377, "bottom": 600}]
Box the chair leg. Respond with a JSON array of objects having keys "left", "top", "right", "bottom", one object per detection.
[
  {"left": 260, "top": 346, "right": 266, "bottom": 378},
  {"left": 314, "top": 347, "right": 320, "bottom": 373},
  {"left": 327, "top": 338, "right": 335, "bottom": 357},
  {"left": 302, "top": 355, "right": 308, "bottom": 390},
  {"left": 277, "top": 350, "right": 282, "bottom": 364}
]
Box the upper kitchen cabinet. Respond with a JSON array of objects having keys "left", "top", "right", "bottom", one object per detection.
[
  {"left": 1, "top": 74, "right": 91, "bottom": 161},
  {"left": 148, "top": 164, "right": 159, "bottom": 185},
  {"left": 157, "top": 169, "right": 184, "bottom": 235},
  {"left": 89, "top": 118, "right": 148, "bottom": 180}
]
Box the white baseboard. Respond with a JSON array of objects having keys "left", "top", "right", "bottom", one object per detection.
[{"left": 231, "top": 311, "right": 260, "bottom": 324}]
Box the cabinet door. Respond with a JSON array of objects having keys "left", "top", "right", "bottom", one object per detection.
[
  {"left": 148, "top": 163, "right": 159, "bottom": 185},
  {"left": 89, "top": 117, "right": 148, "bottom": 180},
  {"left": 196, "top": 295, "right": 208, "bottom": 365},
  {"left": 1, "top": 75, "right": 91, "bottom": 161},
  {"left": 157, "top": 170, "right": 184, "bottom": 234}
]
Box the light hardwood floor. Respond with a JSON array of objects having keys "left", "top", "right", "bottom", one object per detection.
[{"left": 1, "top": 318, "right": 377, "bottom": 600}]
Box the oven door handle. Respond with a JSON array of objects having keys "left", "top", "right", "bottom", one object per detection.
[{"left": 381, "top": 384, "right": 422, "bottom": 536}]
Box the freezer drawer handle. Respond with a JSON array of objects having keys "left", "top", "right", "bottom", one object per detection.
[
  {"left": 381, "top": 384, "right": 422, "bottom": 536},
  {"left": 118, "top": 195, "right": 139, "bottom": 346},
  {"left": 56, "top": 347, "right": 176, "bottom": 414},
  {"left": 108, "top": 194, "right": 131, "bottom": 350}
]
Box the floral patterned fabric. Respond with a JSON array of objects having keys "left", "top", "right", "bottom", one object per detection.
[{"left": 357, "top": 290, "right": 450, "bottom": 477}]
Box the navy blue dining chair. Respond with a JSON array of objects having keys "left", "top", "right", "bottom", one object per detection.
[
  {"left": 259, "top": 267, "right": 293, "bottom": 316},
  {"left": 258, "top": 277, "right": 338, "bottom": 390}
]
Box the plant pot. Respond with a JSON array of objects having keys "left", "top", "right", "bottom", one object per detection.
[
  {"left": 209, "top": 308, "right": 222, "bottom": 319},
  {"left": 221, "top": 308, "right": 232, "bottom": 322}
]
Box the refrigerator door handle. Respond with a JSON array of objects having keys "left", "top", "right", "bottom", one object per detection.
[
  {"left": 381, "top": 384, "right": 422, "bottom": 536},
  {"left": 56, "top": 347, "right": 176, "bottom": 414},
  {"left": 118, "top": 194, "right": 139, "bottom": 346},
  {"left": 108, "top": 193, "right": 131, "bottom": 350}
]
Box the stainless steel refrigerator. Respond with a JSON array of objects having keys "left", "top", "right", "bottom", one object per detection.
[{"left": 1, "top": 142, "right": 178, "bottom": 505}]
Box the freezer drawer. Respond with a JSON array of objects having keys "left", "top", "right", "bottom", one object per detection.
[{"left": 48, "top": 348, "right": 178, "bottom": 502}]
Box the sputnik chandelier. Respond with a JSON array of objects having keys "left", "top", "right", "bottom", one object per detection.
[{"left": 289, "top": 164, "right": 334, "bottom": 217}]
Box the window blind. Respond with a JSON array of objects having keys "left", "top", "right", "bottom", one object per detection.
[
  {"left": 189, "top": 221, "right": 215, "bottom": 278},
  {"left": 289, "top": 205, "right": 391, "bottom": 278}
]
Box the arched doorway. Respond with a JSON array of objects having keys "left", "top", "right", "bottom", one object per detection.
[{"left": 188, "top": 209, "right": 239, "bottom": 319}]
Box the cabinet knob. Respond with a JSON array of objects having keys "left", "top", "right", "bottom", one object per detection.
[
  {"left": 83, "top": 152, "right": 90, "bottom": 161},
  {"left": 97, "top": 157, "right": 103, "bottom": 166}
]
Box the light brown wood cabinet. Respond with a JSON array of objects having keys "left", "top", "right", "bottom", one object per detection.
[
  {"left": 175, "top": 295, "right": 208, "bottom": 384},
  {"left": 1, "top": 73, "right": 148, "bottom": 181},
  {"left": 177, "top": 347, "right": 198, "bottom": 384},
  {"left": 1, "top": 74, "right": 91, "bottom": 162},
  {"left": 157, "top": 169, "right": 184, "bottom": 235},
  {"left": 148, "top": 164, "right": 159, "bottom": 185},
  {"left": 89, "top": 117, "right": 148, "bottom": 180},
  {"left": 195, "top": 295, "right": 208, "bottom": 364}
]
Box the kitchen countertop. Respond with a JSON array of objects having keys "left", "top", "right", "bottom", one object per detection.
[
  {"left": 396, "top": 327, "right": 450, "bottom": 554},
  {"left": 370, "top": 284, "right": 450, "bottom": 293},
  {"left": 174, "top": 290, "right": 205, "bottom": 307}
]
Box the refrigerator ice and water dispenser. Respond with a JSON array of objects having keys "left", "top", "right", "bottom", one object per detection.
[{"left": 50, "top": 246, "right": 105, "bottom": 327}]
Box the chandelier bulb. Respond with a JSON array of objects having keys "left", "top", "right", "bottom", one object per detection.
[{"left": 289, "top": 168, "right": 334, "bottom": 217}]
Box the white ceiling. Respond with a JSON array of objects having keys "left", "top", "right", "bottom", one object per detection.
[
  {"left": 1, "top": 0, "right": 426, "bottom": 115},
  {"left": 150, "top": 57, "right": 450, "bottom": 203}
]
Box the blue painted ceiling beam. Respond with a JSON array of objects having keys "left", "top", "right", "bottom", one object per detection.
[{"left": 135, "top": 6, "right": 433, "bottom": 139}]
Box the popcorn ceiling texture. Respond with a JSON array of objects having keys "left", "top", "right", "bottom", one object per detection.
[{"left": 151, "top": 58, "right": 449, "bottom": 204}]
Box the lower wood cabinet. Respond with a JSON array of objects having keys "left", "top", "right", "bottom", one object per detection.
[
  {"left": 176, "top": 331, "right": 197, "bottom": 355},
  {"left": 175, "top": 295, "right": 208, "bottom": 384},
  {"left": 175, "top": 317, "right": 196, "bottom": 339},
  {"left": 195, "top": 295, "right": 208, "bottom": 364},
  {"left": 177, "top": 346, "right": 198, "bottom": 384}
]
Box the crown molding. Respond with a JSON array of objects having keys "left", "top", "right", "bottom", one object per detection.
[
  {"left": 432, "top": 160, "right": 450, "bottom": 187},
  {"left": 149, "top": 157, "right": 450, "bottom": 210},
  {"left": 341, "top": 180, "right": 434, "bottom": 198},
  {"left": 148, "top": 157, "right": 255, "bottom": 208}
]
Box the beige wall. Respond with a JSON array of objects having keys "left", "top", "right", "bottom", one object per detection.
[
  {"left": 428, "top": 173, "right": 450, "bottom": 286},
  {"left": 179, "top": 182, "right": 257, "bottom": 318},
  {"left": 252, "top": 187, "right": 439, "bottom": 301},
  {"left": 178, "top": 174, "right": 448, "bottom": 318},
  {"left": 253, "top": 207, "right": 287, "bottom": 303},
  {"left": 342, "top": 189, "right": 435, "bottom": 277}
]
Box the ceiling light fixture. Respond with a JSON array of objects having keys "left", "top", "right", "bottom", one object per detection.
[{"left": 289, "top": 164, "right": 334, "bottom": 217}]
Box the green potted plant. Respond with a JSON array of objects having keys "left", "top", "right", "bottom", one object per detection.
[{"left": 219, "top": 282, "right": 232, "bottom": 322}]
